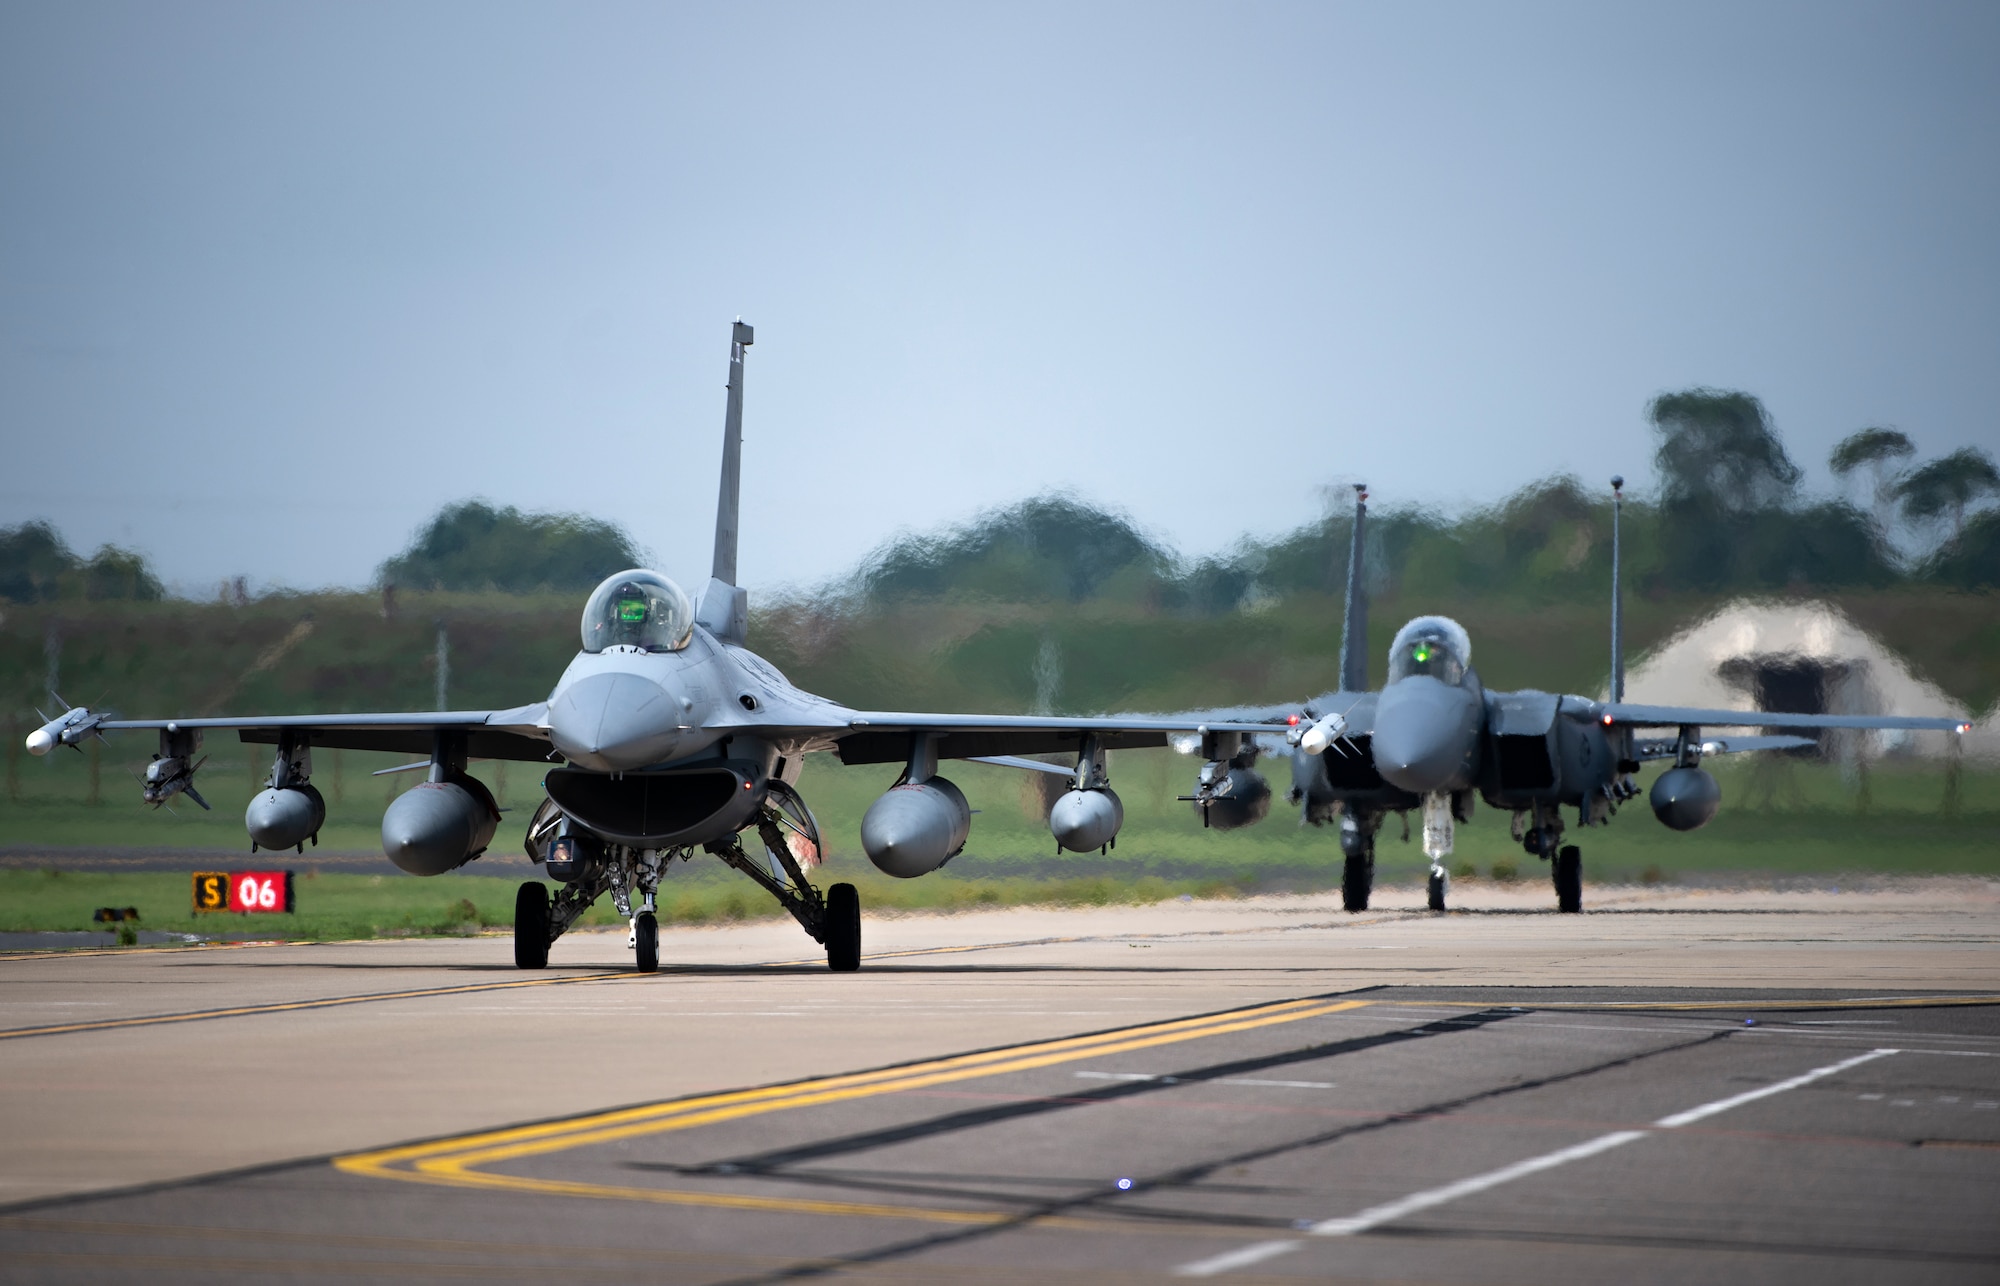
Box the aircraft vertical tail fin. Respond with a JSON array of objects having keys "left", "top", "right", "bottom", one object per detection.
[
  {"left": 1337, "top": 484, "right": 1369, "bottom": 692},
  {"left": 711, "top": 320, "right": 753, "bottom": 586},
  {"left": 1609, "top": 475, "right": 1625, "bottom": 703},
  {"left": 698, "top": 320, "right": 753, "bottom": 645}
]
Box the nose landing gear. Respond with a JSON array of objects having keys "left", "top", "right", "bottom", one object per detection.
[
  {"left": 1421, "top": 792, "right": 1454, "bottom": 912},
  {"left": 633, "top": 911, "right": 659, "bottom": 973}
]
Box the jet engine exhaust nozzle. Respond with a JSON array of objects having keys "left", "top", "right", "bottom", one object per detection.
[{"left": 861, "top": 777, "right": 971, "bottom": 878}]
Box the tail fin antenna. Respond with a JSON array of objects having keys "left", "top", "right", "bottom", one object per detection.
[
  {"left": 1609, "top": 475, "right": 1625, "bottom": 704},
  {"left": 1337, "top": 484, "right": 1369, "bottom": 692}
]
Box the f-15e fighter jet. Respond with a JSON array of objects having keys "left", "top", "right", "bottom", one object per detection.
[
  {"left": 1176, "top": 482, "right": 1972, "bottom": 914},
  {"left": 26, "top": 322, "right": 1294, "bottom": 972}
]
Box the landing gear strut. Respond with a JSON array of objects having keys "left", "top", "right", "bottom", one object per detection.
[
  {"left": 1518, "top": 804, "right": 1581, "bottom": 913},
  {"left": 513, "top": 783, "right": 858, "bottom": 973},
  {"left": 1422, "top": 793, "right": 1454, "bottom": 912}
]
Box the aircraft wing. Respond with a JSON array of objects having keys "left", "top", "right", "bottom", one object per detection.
[
  {"left": 830, "top": 710, "right": 1298, "bottom": 766},
  {"left": 1632, "top": 733, "right": 1817, "bottom": 760},
  {"left": 95, "top": 705, "right": 555, "bottom": 761},
  {"left": 1600, "top": 703, "right": 1970, "bottom": 734}
]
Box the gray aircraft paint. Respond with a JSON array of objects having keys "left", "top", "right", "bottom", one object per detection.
[
  {"left": 22, "top": 324, "right": 1294, "bottom": 970},
  {"left": 1178, "top": 484, "right": 1971, "bottom": 914}
]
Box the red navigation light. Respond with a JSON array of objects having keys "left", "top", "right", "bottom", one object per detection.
[
  {"left": 1287, "top": 714, "right": 1301, "bottom": 726},
  {"left": 1601, "top": 714, "right": 1614, "bottom": 726}
]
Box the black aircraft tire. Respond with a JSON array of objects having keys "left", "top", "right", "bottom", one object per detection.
[
  {"left": 1427, "top": 869, "right": 1447, "bottom": 912},
  {"left": 634, "top": 911, "right": 659, "bottom": 973},
  {"left": 1555, "top": 846, "right": 1582, "bottom": 913},
  {"left": 826, "top": 883, "right": 861, "bottom": 973},
  {"left": 1341, "top": 855, "right": 1373, "bottom": 913},
  {"left": 514, "top": 882, "right": 550, "bottom": 970}
]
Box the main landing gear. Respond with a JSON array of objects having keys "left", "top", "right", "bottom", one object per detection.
[
  {"left": 824, "top": 882, "right": 861, "bottom": 972},
  {"left": 1518, "top": 807, "right": 1584, "bottom": 913},
  {"left": 514, "top": 784, "right": 865, "bottom": 973},
  {"left": 1339, "top": 812, "right": 1379, "bottom": 913},
  {"left": 514, "top": 882, "right": 550, "bottom": 969},
  {"left": 1553, "top": 845, "right": 1582, "bottom": 914}
]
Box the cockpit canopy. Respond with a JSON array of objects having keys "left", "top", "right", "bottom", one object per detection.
[
  {"left": 580, "top": 570, "right": 694, "bottom": 654},
  {"left": 1387, "top": 615, "right": 1472, "bottom": 686}
]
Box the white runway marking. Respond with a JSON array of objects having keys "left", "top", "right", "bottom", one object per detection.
[
  {"left": 1172, "top": 1239, "right": 1307, "bottom": 1276},
  {"left": 1173, "top": 1048, "right": 1899, "bottom": 1277}
]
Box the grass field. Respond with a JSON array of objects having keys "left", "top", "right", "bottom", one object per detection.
[{"left": 2, "top": 737, "right": 1994, "bottom": 938}]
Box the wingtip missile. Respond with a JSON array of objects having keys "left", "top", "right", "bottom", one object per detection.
[
  {"left": 1294, "top": 711, "right": 1352, "bottom": 757},
  {"left": 26, "top": 706, "right": 108, "bottom": 757}
]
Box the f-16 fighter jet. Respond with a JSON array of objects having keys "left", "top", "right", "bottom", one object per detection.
[
  {"left": 24, "top": 322, "right": 1293, "bottom": 973},
  {"left": 1181, "top": 481, "right": 1972, "bottom": 914}
]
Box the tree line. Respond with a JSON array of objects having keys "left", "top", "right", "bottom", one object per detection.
[
  {"left": 3, "top": 390, "right": 1993, "bottom": 606},
  {"left": 853, "top": 389, "right": 1997, "bottom": 612}
]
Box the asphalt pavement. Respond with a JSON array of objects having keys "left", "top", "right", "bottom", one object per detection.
[{"left": 2, "top": 882, "right": 1997, "bottom": 1283}]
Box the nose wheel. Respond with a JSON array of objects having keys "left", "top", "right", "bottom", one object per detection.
[
  {"left": 633, "top": 911, "right": 659, "bottom": 972},
  {"left": 1427, "top": 868, "right": 1448, "bottom": 912}
]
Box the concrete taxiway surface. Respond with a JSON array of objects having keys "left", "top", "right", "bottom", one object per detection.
[{"left": 2, "top": 880, "right": 1997, "bottom": 1282}]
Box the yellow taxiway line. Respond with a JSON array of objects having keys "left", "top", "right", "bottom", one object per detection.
[{"left": 334, "top": 995, "right": 1375, "bottom": 1223}]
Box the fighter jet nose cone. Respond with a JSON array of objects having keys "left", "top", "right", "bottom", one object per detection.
[
  {"left": 547, "top": 671, "right": 683, "bottom": 771},
  {"left": 1372, "top": 676, "right": 1481, "bottom": 795}
]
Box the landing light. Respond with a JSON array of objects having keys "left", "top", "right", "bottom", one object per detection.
[{"left": 1601, "top": 714, "right": 1614, "bottom": 726}]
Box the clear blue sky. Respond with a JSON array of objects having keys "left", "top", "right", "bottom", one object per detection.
[{"left": 3, "top": 1, "right": 1995, "bottom": 596}]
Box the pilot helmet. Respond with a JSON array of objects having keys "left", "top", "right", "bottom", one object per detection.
[{"left": 1387, "top": 616, "right": 1471, "bottom": 685}]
